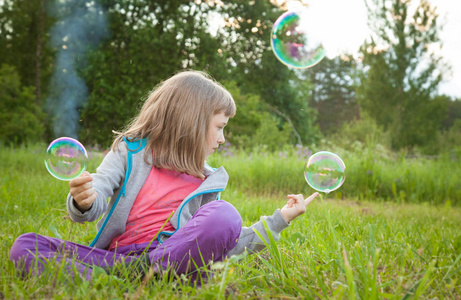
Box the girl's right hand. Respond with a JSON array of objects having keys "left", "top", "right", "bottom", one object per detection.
[
  {"left": 69, "top": 171, "right": 97, "bottom": 212},
  {"left": 280, "top": 192, "right": 319, "bottom": 223}
]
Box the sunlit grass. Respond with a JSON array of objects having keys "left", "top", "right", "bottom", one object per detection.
[
  {"left": 208, "top": 144, "right": 461, "bottom": 205},
  {"left": 1, "top": 146, "right": 460, "bottom": 298}
]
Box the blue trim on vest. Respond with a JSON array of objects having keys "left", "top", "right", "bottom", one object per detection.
[
  {"left": 121, "top": 138, "right": 146, "bottom": 196},
  {"left": 89, "top": 138, "right": 146, "bottom": 247},
  {"left": 89, "top": 187, "right": 124, "bottom": 247},
  {"left": 124, "top": 137, "right": 147, "bottom": 153}
]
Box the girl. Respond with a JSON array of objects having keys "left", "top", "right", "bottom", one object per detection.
[{"left": 10, "top": 70, "right": 319, "bottom": 283}]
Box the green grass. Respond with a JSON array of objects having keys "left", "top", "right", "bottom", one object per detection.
[
  {"left": 1, "top": 146, "right": 460, "bottom": 299},
  {"left": 208, "top": 145, "right": 461, "bottom": 205}
]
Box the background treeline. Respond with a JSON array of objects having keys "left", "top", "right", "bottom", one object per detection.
[{"left": 0, "top": 0, "right": 460, "bottom": 155}]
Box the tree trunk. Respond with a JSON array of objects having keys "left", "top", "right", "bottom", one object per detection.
[{"left": 35, "top": 0, "right": 45, "bottom": 105}]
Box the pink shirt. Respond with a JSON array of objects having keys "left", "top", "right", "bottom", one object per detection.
[{"left": 108, "top": 166, "right": 204, "bottom": 250}]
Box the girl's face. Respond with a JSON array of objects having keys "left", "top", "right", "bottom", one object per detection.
[{"left": 206, "top": 113, "right": 229, "bottom": 158}]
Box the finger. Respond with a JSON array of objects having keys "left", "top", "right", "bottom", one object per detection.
[
  {"left": 73, "top": 187, "right": 96, "bottom": 203},
  {"left": 287, "top": 194, "right": 303, "bottom": 201},
  {"left": 69, "top": 179, "right": 93, "bottom": 199},
  {"left": 69, "top": 172, "right": 93, "bottom": 188},
  {"left": 286, "top": 198, "right": 295, "bottom": 207},
  {"left": 77, "top": 192, "right": 97, "bottom": 210},
  {"left": 70, "top": 185, "right": 93, "bottom": 200},
  {"left": 304, "top": 192, "right": 319, "bottom": 206},
  {"left": 286, "top": 197, "right": 296, "bottom": 207}
]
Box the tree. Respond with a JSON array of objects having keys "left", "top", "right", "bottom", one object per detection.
[
  {"left": 78, "top": 0, "right": 230, "bottom": 146},
  {"left": 0, "top": 0, "right": 54, "bottom": 106},
  {"left": 0, "top": 0, "right": 322, "bottom": 147},
  {"left": 358, "top": 0, "right": 447, "bottom": 150},
  {"left": 0, "top": 64, "right": 45, "bottom": 146},
  {"left": 304, "top": 55, "right": 359, "bottom": 135},
  {"left": 435, "top": 95, "right": 461, "bottom": 131},
  {"left": 223, "top": 81, "right": 263, "bottom": 147},
  {"left": 218, "top": 0, "right": 319, "bottom": 145}
]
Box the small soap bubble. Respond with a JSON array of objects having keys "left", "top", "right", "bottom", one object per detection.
[
  {"left": 45, "top": 137, "right": 88, "bottom": 181},
  {"left": 271, "top": 11, "right": 325, "bottom": 69},
  {"left": 304, "top": 151, "right": 345, "bottom": 193}
]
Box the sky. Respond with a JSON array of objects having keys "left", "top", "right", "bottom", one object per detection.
[{"left": 285, "top": 0, "right": 461, "bottom": 98}]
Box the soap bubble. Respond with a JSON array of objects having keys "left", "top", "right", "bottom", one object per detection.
[
  {"left": 271, "top": 11, "right": 325, "bottom": 69},
  {"left": 45, "top": 137, "right": 88, "bottom": 181},
  {"left": 304, "top": 151, "right": 345, "bottom": 193}
]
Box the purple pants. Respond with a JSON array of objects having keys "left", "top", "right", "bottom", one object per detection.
[{"left": 10, "top": 200, "right": 242, "bottom": 281}]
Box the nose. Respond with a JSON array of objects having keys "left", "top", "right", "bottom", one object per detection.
[{"left": 217, "top": 132, "right": 225, "bottom": 145}]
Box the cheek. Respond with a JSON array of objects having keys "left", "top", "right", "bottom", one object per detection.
[
  {"left": 212, "top": 131, "right": 219, "bottom": 143},
  {"left": 206, "top": 129, "right": 215, "bottom": 145}
]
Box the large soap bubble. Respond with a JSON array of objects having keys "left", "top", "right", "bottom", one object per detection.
[
  {"left": 45, "top": 137, "right": 88, "bottom": 181},
  {"left": 271, "top": 11, "right": 325, "bottom": 69},
  {"left": 304, "top": 151, "right": 345, "bottom": 193}
]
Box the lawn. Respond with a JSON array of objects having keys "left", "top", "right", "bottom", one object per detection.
[{"left": 1, "top": 145, "right": 460, "bottom": 299}]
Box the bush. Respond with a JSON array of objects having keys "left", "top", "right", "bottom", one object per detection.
[
  {"left": 224, "top": 81, "right": 263, "bottom": 148},
  {"left": 433, "top": 119, "right": 461, "bottom": 155},
  {"left": 330, "top": 114, "right": 391, "bottom": 151},
  {"left": 253, "top": 113, "right": 292, "bottom": 151},
  {"left": 0, "top": 64, "right": 45, "bottom": 146},
  {"left": 224, "top": 81, "right": 297, "bottom": 150}
]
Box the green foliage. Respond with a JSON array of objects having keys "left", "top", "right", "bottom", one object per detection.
[
  {"left": 78, "top": 1, "right": 230, "bottom": 147},
  {"left": 0, "top": 64, "right": 45, "bottom": 146},
  {"left": 305, "top": 55, "right": 360, "bottom": 135},
  {"left": 252, "top": 113, "right": 292, "bottom": 151},
  {"left": 435, "top": 119, "right": 461, "bottom": 155},
  {"left": 1, "top": 0, "right": 459, "bottom": 153},
  {"left": 0, "top": 0, "right": 54, "bottom": 105},
  {"left": 358, "top": 0, "right": 447, "bottom": 151},
  {"left": 224, "top": 81, "right": 263, "bottom": 147},
  {"left": 225, "top": 81, "right": 311, "bottom": 150},
  {"left": 331, "top": 113, "right": 391, "bottom": 150},
  {"left": 437, "top": 95, "right": 461, "bottom": 131},
  {"left": 219, "top": 1, "right": 319, "bottom": 146}
]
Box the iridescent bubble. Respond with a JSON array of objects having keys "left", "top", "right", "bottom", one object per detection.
[
  {"left": 304, "top": 151, "right": 345, "bottom": 193},
  {"left": 45, "top": 137, "right": 88, "bottom": 181},
  {"left": 271, "top": 11, "right": 325, "bottom": 69}
]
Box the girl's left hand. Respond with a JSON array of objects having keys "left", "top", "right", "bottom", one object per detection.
[{"left": 280, "top": 192, "right": 319, "bottom": 223}]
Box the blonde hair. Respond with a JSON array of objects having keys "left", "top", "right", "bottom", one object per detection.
[{"left": 112, "top": 70, "right": 236, "bottom": 179}]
